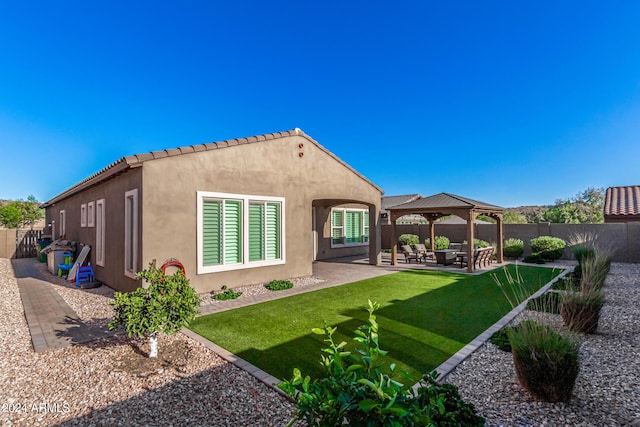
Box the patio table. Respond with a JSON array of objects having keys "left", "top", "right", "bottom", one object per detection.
[{"left": 434, "top": 249, "right": 458, "bottom": 266}]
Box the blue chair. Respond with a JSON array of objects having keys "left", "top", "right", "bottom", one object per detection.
[{"left": 75, "top": 262, "right": 96, "bottom": 287}]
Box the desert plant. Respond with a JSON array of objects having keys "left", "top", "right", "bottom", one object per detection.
[
  {"left": 509, "top": 320, "right": 579, "bottom": 403},
  {"left": 425, "top": 235, "right": 450, "bottom": 250},
  {"left": 265, "top": 279, "right": 293, "bottom": 291},
  {"left": 399, "top": 233, "right": 420, "bottom": 247},
  {"left": 530, "top": 236, "right": 566, "bottom": 261},
  {"left": 526, "top": 291, "right": 561, "bottom": 314},
  {"left": 109, "top": 261, "right": 200, "bottom": 358},
  {"left": 560, "top": 289, "right": 604, "bottom": 334},
  {"left": 279, "top": 300, "right": 484, "bottom": 426},
  {"left": 212, "top": 285, "right": 243, "bottom": 300},
  {"left": 493, "top": 266, "right": 580, "bottom": 403},
  {"left": 503, "top": 238, "right": 524, "bottom": 259}
]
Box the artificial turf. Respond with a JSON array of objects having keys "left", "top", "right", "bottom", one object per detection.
[{"left": 188, "top": 264, "right": 560, "bottom": 382}]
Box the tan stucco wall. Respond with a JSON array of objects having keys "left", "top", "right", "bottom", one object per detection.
[
  {"left": 44, "top": 169, "right": 143, "bottom": 291},
  {"left": 141, "top": 134, "right": 381, "bottom": 293}
]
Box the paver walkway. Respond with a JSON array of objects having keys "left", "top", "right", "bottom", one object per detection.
[{"left": 12, "top": 258, "right": 111, "bottom": 352}]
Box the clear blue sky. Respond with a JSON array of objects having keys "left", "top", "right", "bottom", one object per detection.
[{"left": 2, "top": 1, "right": 639, "bottom": 207}]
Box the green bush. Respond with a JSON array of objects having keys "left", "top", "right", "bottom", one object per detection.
[
  {"left": 415, "top": 375, "right": 486, "bottom": 427},
  {"left": 212, "top": 285, "right": 243, "bottom": 300},
  {"left": 109, "top": 261, "right": 200, "bottom": 357},
  {"left": 530, "top": 236, "right": 566, "bottom": 261},
  {"left": 425, "top": 235, "right": 450, "bottom": 250},
  {"left": 489, "top": 328, "right": 511, "bottom": 352},
  {"left": 509, "top": 320, "right": 579, "bottom": 403},
  {"left": 265, "top": 279, "right": 293, "bottom": 291},
  {"left": 469, "top": 238, "right": 490, "bottom": 248},
  {"left": 503, "top": 238, "right": 524, "bottom": 259},
  {"left": 523, "top": 254, "right": 545, "bottom": 264},
  {"left": 399, "top": 233, "right": 420, "bottom": 247},
  {"left": 279, "top": 300, "right": 484, "bottom": 426}
]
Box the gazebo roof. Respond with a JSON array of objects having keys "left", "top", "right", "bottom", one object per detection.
[{"left": 389, "top": 192, "right": 503, "bottom": 212}]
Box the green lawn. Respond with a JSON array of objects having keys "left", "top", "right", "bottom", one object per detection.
[{"left": 189, "top": 264, "right": 560, "bottom": 382}]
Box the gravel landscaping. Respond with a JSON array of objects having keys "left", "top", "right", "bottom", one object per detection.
[
  {"left": 0, "top": 259, "right": 296, "bottom": 427},
  {"left": 445, "top": 261, "right": 640, "bottom": 426},
  {"left": 1, "top": 258, "right": 639, "bottom": 426}
]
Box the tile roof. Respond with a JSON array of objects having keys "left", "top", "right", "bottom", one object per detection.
[
  {"left": 604, "top": 186, "right": 640, "bottom": 217},
  {"left": 42, "top": 129, "right": 383, "bottom": 207}
]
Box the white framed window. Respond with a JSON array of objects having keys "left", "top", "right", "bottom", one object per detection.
[
  {"left": 124, "top": 189, "right": 138, "bottom": 279},
  {"left": 197, "top": 191, "right": 285, "bottom": 274},
  {"left": 87, "top": 201, "right": 95, "bottom": 227},
  {"left": 95, "top": 199, "right": 105, "bottom": 266},
  {"left": 59, "top": 210, "right": 66, "bottom": 238},
  {"left": 330, "top": 208, "right": 369, "bottom": 247},
  {"left": 80, "top": 204, "right": 87, "bottom": 227}
]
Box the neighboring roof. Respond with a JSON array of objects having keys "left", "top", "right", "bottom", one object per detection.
[
  {"left": 381, "top": 194, "right": 422, "bottom": 212},
  {"left": 389, "top": 192, "right": 503, "bottom": 211},
  {"left": 436, "top": 216, "right": 494, "bottom": 225},
  {"left": 604, "top": 186, "right": 640, "bottom": 218},
  {"left": 43, "top": 129, "right": 383, "bottom": 207}
]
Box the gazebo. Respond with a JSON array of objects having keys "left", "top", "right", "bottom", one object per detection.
[{"left": 387, "top": 193, "right": 505, "bottom": 272}]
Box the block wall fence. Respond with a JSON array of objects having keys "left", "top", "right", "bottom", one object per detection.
[{"left": 381, "top": 222, "right": 640, "bottom": 263}]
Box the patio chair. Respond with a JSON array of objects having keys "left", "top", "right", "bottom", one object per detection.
[
  {"left": 414, "top": 243, "right": 435, "bottom": 262},
  {"left": 401, "top": 245, "right": 420, "bottom": 263},
  {"left": 449, "top": 242, "right": 463, "bottom": 252}
]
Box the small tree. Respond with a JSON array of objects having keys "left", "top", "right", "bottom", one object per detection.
[
  {"left": 108, "top": 261, "right": 200, "bottom": 357},
  {"left": 0, "top": 203, "right": 23, "bottom": 228}
]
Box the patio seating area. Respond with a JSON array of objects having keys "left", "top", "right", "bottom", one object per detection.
[{"left": 399, "top": 242, "right": 502, "bottom": 272}]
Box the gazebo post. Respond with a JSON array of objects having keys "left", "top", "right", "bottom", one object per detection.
[
  {"left": 390, "top": 215, "right": 397, "bottom": 265},
  {"left": 466, "top": 211, "right": 476, "bottom": 273},
  {"left": 428, "top": 219, "right": 435, "bottom": 252},
  {"left": 496, "top": 214, "right": 504, "bottom": 263}
]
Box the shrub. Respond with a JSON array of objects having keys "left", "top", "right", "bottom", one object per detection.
[
  {"left": 560, "top": 289, "right": 604, "bottom": 334},
  {"left": 212, "top": 285, "right": 243, "bottom": 300},
  {"left": 523, "top": 254, "right": 545, "bottom": 264},
  {"left": 265, "top": 279, "right": 293, "bottom": 291},
  {"left": 415, "top": 374, "right": 486, "bottom": 427},
  {"left": 530, "top": 236, "right": 566, "bottom": 261},
  {"left": 494, "top": 266, "right": 580, "bottom": 403},
  {"left": 279, "top": 300, "right": 484, "bottom": 426},
  {"left": 399, "top": 233, "right": 419, "bottom": 247},
  {"left": 472, "top": 238, "right": 490, "bottom": 248},
  {"left": 109, "top": 261, "right": 200, "bottom": 358},
  {"left": 489, "top": 328, "right": 511, "bottom": 352},
  {"left": 551, "top": 276, "right": 580, "bottom": 292},
  {"left": 503, "top": 238, "right": 524, "bottom": 259},
  {"left": 425, "top": 235, "right": 450, "bottom": 250},
  {"left": 573, "top": 245, "right": 596, "bottom": 265},
  {"left": 526, "top": 291, "right": 561, "bottom": 314},
  {"left": 509, "top": 320, "right": 579, "bottom": 403}
]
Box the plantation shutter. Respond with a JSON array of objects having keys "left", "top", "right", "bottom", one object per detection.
[
  {"left": 265, "top": 202, "right": 281, "bottom": 260},
  {"left": 223, "top": 200, "right": 242, "bottom": 264},
  {"left": 345, "top": 211, "right": 361, "bottom": 244},
  {"left": 363, "top": 211, "right": 369, "bottom": 243},
  {"left": 332, "top": 210, "right": 343, "bottom": 245},
  {"left": 202, "top": 200, "right": 222, "bottom": 265},
  {"left": 249, "top": 203, "right": 264, "bottom": 261}
]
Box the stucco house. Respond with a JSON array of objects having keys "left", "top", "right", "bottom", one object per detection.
[{"left": 42, "top": 129, "right": 383, "bottom": 293}]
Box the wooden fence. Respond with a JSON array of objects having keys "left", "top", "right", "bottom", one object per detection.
[{"left": 0, "top": 229, "right": 44, "bottom": 259}]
